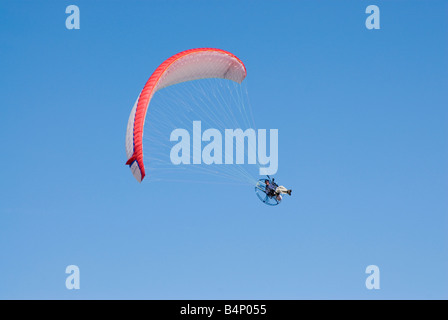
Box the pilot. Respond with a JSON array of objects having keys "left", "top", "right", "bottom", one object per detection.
[{"left": 265, "top": 178, "right": 291, "bottom": 202}]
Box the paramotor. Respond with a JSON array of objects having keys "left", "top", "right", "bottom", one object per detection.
[{"left": 255, "top": 178, "right": 281, "bottom": 206}]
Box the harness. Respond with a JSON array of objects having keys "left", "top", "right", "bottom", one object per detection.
[{"left": 265, "top": 182, "right": 278, "bottom": 197}]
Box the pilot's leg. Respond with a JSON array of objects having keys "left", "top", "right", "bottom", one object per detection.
[{"left": 275, "top": 186, "right": 289, "bottom": 195}]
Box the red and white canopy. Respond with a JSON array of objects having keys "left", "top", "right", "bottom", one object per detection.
[{"left": 125, "top": 48, "right": 247, "bottom": 182}]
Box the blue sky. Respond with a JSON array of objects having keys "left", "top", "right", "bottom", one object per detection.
[{"left": 0, "top": 0, "right": 447, "bottom": 299}]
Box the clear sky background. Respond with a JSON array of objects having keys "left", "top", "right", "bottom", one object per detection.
[{"left": 1, "top": 0, "right": 447, "bottom": 299}]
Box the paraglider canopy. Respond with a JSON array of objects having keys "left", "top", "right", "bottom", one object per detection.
[{"left": 125, "top": 48, "right": 247, "bottom": 182}]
